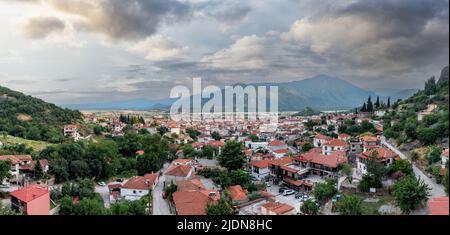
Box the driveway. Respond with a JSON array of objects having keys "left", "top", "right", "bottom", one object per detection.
[
  {"left": 95, "top": 185, "right": 110, "bottom": 208},
  {"left": 152, "top": 164, "right": 172, "bottom": 215},
  {"left": 381, "top": 136, "right": 446, "bottom": 197}
]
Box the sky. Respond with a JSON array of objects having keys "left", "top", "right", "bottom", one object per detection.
[{"left": 0, "top": 0, "right": 448, "bottom": 105}]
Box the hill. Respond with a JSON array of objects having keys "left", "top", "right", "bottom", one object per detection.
[{"left": 0, "top": 85, "right": 83, "bottom": 143}]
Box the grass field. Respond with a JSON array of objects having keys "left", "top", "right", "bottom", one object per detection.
[{"left": 0, "top": 135, "right": 52, "bottom": 152}]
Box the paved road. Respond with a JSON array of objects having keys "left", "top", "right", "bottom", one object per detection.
[
  {"left": 381, "top": 136, "right": 446, "bottom": 197},
  {"left": 95, "top": 185, "right": 110, "bottom": 208},
  {"left": 152, "top": 164, "right": 172, "bottom": 215}
]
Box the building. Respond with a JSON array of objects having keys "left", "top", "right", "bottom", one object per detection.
[
  {"left": 165, "top": 165, "right": 195, "bottom": 184},
  {"left": 10, "top": 185, "right": 50, "bottom": 215},
  {"left": 427, "top": 197, "right": 449, "bottom": 215},
  {"left": 0, "top": 155, "right": 32, "bottom": 183},
  {"left": 120, "top": 173, "right": 158, "bottom": 201},
  {"left": 268, "top": 140, "right": 287, "bottom": 152},
  {"left": 172, "top": 179, "right": 220, "bottom": 215},
  {"left": 349, "top": 138, "right": 363, "bottom": 154},
  {"left": 64, "top": 124, "right": 80, "bottom": 140},
  {"left": 356, "top": 148, "right": 399, "bottom": 174},
  {"left": 228, "top": 185, "right": 249, "bottom": 205},
  {"left": 313, "top": 134, "right": 332, "bottom": 147},
  {"left": 260, "top": 202, "right": 295, "bottom": 215},
  {"left": 250, "top": 160, "right": 271, "bottom": 180},
  {"left": 361, "top": 136, "right": 380, "bottom": 152},
  {"left": 272, "top": 148, "right": 289, "bottom": 158},
  {"left": 321, "top": 139, "right": 348, "bottom": 155}
]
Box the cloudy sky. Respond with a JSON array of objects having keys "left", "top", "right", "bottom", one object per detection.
[{"left": 0, "top": 0, "right": 448, "bottom": 104}]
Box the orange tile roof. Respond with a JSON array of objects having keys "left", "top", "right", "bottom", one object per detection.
[
  {"left": 177, "top": 178, "right": 205, "bottom": 191},
  {"left": 428, "top": 197, "right": 449, "bottom": 215},
  {"left": 324, "top": 139, "right": 348, "bottom": 147},
  {"left": 0, "top": 155, "right": 32, "bottom": 165},
  {"left": 268, "top": 157, "right": 293, "bottom": 167},
  {"left": 10, "top": 185, "right": 49, "bottom": 203},
  {"left": 228, "top": 185, "right": 248, "bottom": 202},
  {"left": 273, "top": 148, "right": 289, "bottom": 154},
  {"left": 268, "top": 140, "right": 286, "bottom": 147},
  {"left": 296, "top": 150, "right": 347, "bottom": 168},
  {"left": 173, "top": 190, "right": 220, "bottom": 215},
  {"left": 315, "top": 134, "right": 332, "bottom": 140},
  {"left": 262, "top": 202, "right": 294, "bottom": 215},
  {"left": 358, "top": 148, "right": 398, "bottom": 160}
]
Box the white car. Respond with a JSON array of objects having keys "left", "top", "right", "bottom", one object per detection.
[
  {"left": 97, "top": 182, "right": 106, "bottom": 186},
  {"left": 283, "top": 189, "right": 296, "bottom": 196}
]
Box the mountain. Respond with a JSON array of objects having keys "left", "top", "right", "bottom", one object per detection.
[
  {"left": 0, "top": 85, "right": 83, "bottom": 142},
  {"left": 63, "top": 75, "right": 417, "bottom": 111},
  {"left": 438, "top": 65, "right": 449, "bottom": 84},
  {"left": 63, "top": 98, "right": 175, "bottom": 110}
]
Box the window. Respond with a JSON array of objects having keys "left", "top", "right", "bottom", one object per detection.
[{"left": 133, "top": 190, "right": 136, "bottom": 194}]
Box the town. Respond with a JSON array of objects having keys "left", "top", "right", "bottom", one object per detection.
[{"left": 1, "top": 73, "right": 449, "bottom": 215}]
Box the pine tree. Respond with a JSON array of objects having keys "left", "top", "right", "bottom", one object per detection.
[
  {"left": 387, "top": 97, "right": 391, "bottom": 108},
  {"left": 34, "top": 160, "right": 44, "bottom": 180},
  {"left": 361, "top": 102, "right": 367, "bottom": 112},
  {"left": 375, "top": 96, "right": 380, "bottom": 109},
  {"left": 367, "top": 96, "right": 374, "bottom": 112},
  {"left": 355, "top": 108, "right": 358, "bottom": 114}
]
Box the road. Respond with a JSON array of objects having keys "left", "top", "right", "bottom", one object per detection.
[
  {"left": 380, "top": 136, "right": 446, "bottom": 197},
  {"left": 95, "top": 185, "right": 110, "bottom": 208},
  {"left": 152, "top": 164, "right": 172, "bottom": 215}
]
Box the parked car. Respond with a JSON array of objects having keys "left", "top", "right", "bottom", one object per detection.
[
  {"left": 295, "top": 193, "right": 304, "bottom": 199},
  {"left": 97, "top": 182, "right": 106, "bottom": 186},
  {"left": 278, "top": 187, "right": 289, "bottom": 193},
  {"left": 116, "top": 178, "right": 124, "bottom": 182},
  {"left": 266, "top": 182, "right": 271, "bottom": 187},
  {"left": 283, "top": 189, "right": 296, "bottom": 196}
]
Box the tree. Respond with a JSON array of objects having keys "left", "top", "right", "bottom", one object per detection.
[
  {"left": 389, "top": 159, "right": 413, "bottom": 176},
  {"left": 367, "top": 97, "right": 374, "bottom": 113},
  {"left": 59, "top": 196, "right": 75, "bottom": 215},
  {"left": 0, "top": 201, "right": 19, "bottom": 215},
  {"left": 375, "top": 96, "right": 380, "bottom": 109},
  {"left": 387, "top": 97, "right": 391, "bottom": 108},
  {"left": 201, "top": 145, "right": 218, "bottom": 159},
  {"left": 359, "top": 152, "right": 386, "bottom": 192},
  {"left": 186, "top": 128, "right": 201, "bottom": 140},
  {"left": 211, "top": 131, "right": 221, "bottom": 141},
  {"left": 426, "top": 147, "right": 442, "bottom": 165},
  {"left": 72, "top": 198, "right": 109, "bottom": 215},
  {"left": 248, "top": 134, "right": 259, "bottom": 142},
  {"left": 339, "top": 163, "right": 353, "bottom": 182},
  {"left": 93, "top": 126, "right": 102, "bottom": 135},
  {"left": 417, "top": 127, "right": 437, "bottom": 145},
  {"left": 444, "top": 166, "right": 449, "bottom": 195},
  {"left": 410, "top": 151, "right": 419, "bottom": 162},
  {"left": 0, "top": 160, "right": 11, "bottom": 183},
  {"left": 218, "top": 141, "right": 245, "bottom": 171},
  {"left": 313, "top": 178, "right": 337, "bottom": 203},
  {"left": 393, "top": 175, "right": 430, "bottom": 214},
  {"left": 206, "top": 199, "right": 234, "bottom": 215},
  {"left": 164, "top": 183, "right": 178, "bottom": 202},
  {"left": 424, "top": 76, "right": 437, "bottom": 95},
  {"left": 361, "top": 102, "right": 367, "bottom": 112},
  {"left": 300, "top": 199, "right": 319, "bottom": 215},
  {"left": 305, "top": 120, "right": 315, "bottom": 131},
  {"left": 301, "top": 142, "right": 314, "bottom": 153},
  {"left": 336, "top": 195, "right": 363, "bottom": 215},
  {"left": 34, "top": 160, "right": 44, "bottom": 180}
]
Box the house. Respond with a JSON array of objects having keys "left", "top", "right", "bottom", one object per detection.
[
  {"left": 260, "top": 202, "right": 294, "bottom": 215},
  {"left": 228, "top": 185, "right": 249, "bottom": 205},
  {"left": 427, "top": 197, "right": 449, "bottom": 215},
  {"left": 360, "top": 136, "right": 380, "bottom": 152},
  {"left": 172, "top": 158, "right": 195, "bottom": 166},
  {"left": 64, "top": 124, "right": 80, "bottom": 140},
  {"left": 321, "top": 139, "right": 348, "bottom": 155},
  {"left": 245, "top": 141, "right": 269, "bottom": 151},
  {"left": 313, "top": 134, "right": 332, "bottom": 147},
  {"left": 250, "top": 160, "right": 271, "bottom": 180},
  {"left": 442, "top": 149, "right": 449, "bottom": 168},
  {"left": 356, "top": 148, "right": 399, "bottom": 174},
  {"left": 120, "top": 173, "right": 158, "bottom": 201},
  {"left": 349, "top": 138, "right": 363, "bottom": 154},
  {"left": 268, "top": 140, "right": 287, "bottom": 152},
  {"left": 272, "top": 148, "right": 289, "bottom": 158},
  {"left": 418, "top": 104, "right": 438, "bottom": 121},
  {"left": 19, "top": 159, "right": 50, "bottom": 175},
  {"left": 10, "top": 185, "right": 50, "bottom": 215},
  {"left": 0, "top": 155, "right": 33, "bottom": 183},
  {"left": 172, "top": 178, "right": 220, "bottom": 215},
  {"left": 338, "top": 133, "right": 351, "bottom": 142},
  {"left": 206, "top": 140, "right": 225, "bottom": 154},
  {"left": 165, "top": 165, "right": 195, "bottom": 184}
]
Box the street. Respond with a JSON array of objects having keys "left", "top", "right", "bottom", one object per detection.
[
  {"left": 152, "top": 163, "right": 172, "bottom": 215},
  {"left": 381, "top": 136, "right": 446, "bottom": 197}
]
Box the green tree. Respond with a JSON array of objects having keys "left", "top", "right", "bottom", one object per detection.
[
  {"left": 387, "top": 97, "right": 391, "bottom": 108},
  {"left": 59, "top": 196, "right": 74, "bottom": 215},
  {"left": 248, "top": 134, "right": 259, "bottom": 142},
  {"left": 410, "top": 151, "right": 419, "bottom": 162},
  {"left": 206, "top": 199, "right": 234, "bottom": 215},
  {"left": 426, "top": 147, "right": 442, "bottom": 165},
  {"left": 0, "top": 160, "right": 11, "bottom": 183},
  {"left": 72, "top": 198, "right": 108, "bottom": 215},
  {"left": 301, "top": 142, "right": 314, "bottom": 153},
  {"left": 300, "top": 199, "right": 319, "bottom": 215},
  {"left": 339, "top": 163, "right": 353, "bottom": 182},
  {"left": 313, "top": 178, "right": 337, "bottom": 203},
  {"left": 444, "top": 166, "right": 449, "bottom": 195},
  {"left": 218, "top": 141, "right": 245, "bottom": 171},
  {"left": 336, "top": 195, "right": 363, "bottom": 215},
  {"left": 211, "top": 131, "right": 221, "bottom": 141},
  {"left": 417, "top": 127, "right": 437, "bottom": 145},
  {"left": 367, "top": 97, "right": 374, "bottom": 112},
  {"left": 375, "top": 96, "right": 380, "bottom": 109},
  {"left": 0, "top": 201, "right": 19, "bottom": 215},
  {"left": 389, "top": 159, "right": 413, "bottom": 176},
  {"left": 34, "top": 160, "right": 44, "bottom": 180},
  {"left": 393, "top": 175, "right": 430, "bottom": 214},
  {"left": 164, "top": 183, "right": 178, "bottom": 202}
]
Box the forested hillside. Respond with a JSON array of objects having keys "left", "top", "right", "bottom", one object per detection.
[{"left": 0, "top": 85, "right": 83, "bottom": 143}]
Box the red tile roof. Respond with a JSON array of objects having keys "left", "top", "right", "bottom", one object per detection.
[
  {"left": 357, "top": 148, "right": 398, "bottom": 160},
  {"left": 428, "top": 197, "right": 449, "bottom": 215},
  {"left": 10, "top": 185, "right": 49, "bottom": 203},
  {"left": 261, "top": 202, "right": 294, "bottom": 215},
  {"left": 0, "top": 155, "right": 32, "bottom": 165},
  {"left": 273, "top": 148, "right": 289, "bottom": 154},
  {"left": 268, "top": 157, "right": 293, "bottom": 167},
  {"left": 122, "top": 173, "right": 158, "bottom": 190},
  {"left": 268, "top": 140, "right": 286, "bottom": 147},
  {"left": 207, "top": 140, "right": 225, "bottom": 147},
  {"left": 324, "top": 139, "right": 348, "bottom": 147},
  {"left": 251, "top": 159, "right": 270, "bottom": 169},
  {"left": 315, "top": 134, "right": 332, "bottom": 141},
  {"left": 228, "top": 185, "right": 248, "bottom": 202},
  {"left": 296, "top": 150, "right": 347, "bottom": 168},
  {"left": 173, "top": 190, "right": 220, "bottom": 215},
  {"left": 177, "top": 178, "right": 205, "bottom": 191},
  {"left": 165, "top": 165, "right": 193, "bottom": 177}
]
